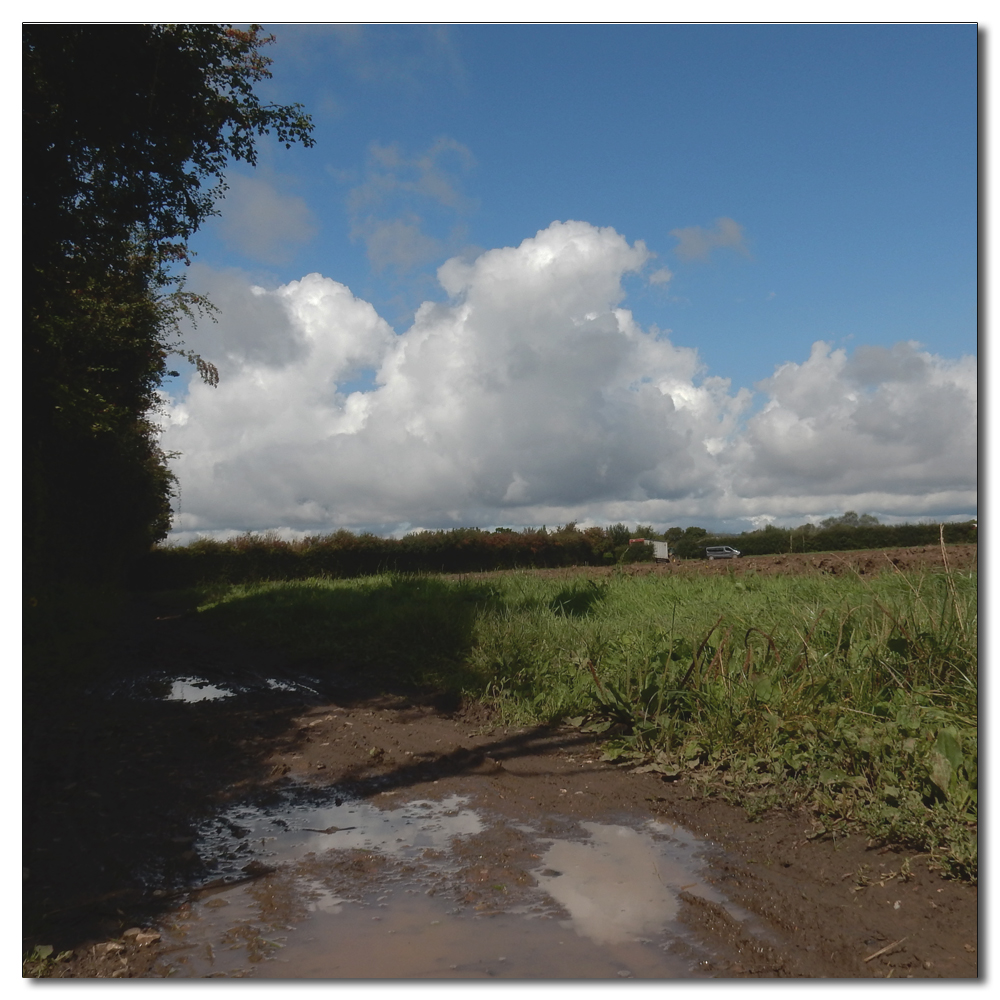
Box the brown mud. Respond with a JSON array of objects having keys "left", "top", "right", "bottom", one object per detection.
[{"left": 23, "top": 545, "right": 978, "bottom": 978}]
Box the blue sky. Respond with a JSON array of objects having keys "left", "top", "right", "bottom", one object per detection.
[{"left": 160, "top": 22, "right": 978, "bottom": 540}]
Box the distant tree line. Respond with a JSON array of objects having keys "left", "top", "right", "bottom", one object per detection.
[
  {"left": 131, "top": 524, "right": 652, "bottom": 589},
  {"left": 663, "top": 512, "right": 977, "bottom": 560},
  {"left": 131, "top": 515, "right": 977, "bottom": 589}
]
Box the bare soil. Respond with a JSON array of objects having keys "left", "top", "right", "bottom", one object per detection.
[
  {"left": 469, "top": 541, "right": 979, "bottom": 581},
  {"left": 23, "top": 545, "right": 978, "bottom": 979}
]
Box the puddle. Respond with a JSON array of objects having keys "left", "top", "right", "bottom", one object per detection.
[
  {"left": 535, "top": 821, "right": 728, "bottom": 945},
  {"left": 104, "top": 673, "right": 320, "bottom": 703},
  {"left": 196, "top": 793, "right": 484, "bottom": 878},
  {"left": 151, "top": 790, "right": 745, "bottom": 978},
  {"left": 157, "top": 879, "right": 706, "bottom": 979},
  {"left": 165, "top": 677, "right": 234, "bottom": 703},
  {"left": 266, "top": 679, "right": 311, "bottom": 693}
]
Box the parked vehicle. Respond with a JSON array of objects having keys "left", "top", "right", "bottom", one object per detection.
[
  {"left": 649, "top": 540, "right": 670, "bottom": 561},
  {"left": 629, "top": 538, "right": 671, "bottom": 561},
  {"left": 705, "top": 545, "right": 741, "bottom": 559}
]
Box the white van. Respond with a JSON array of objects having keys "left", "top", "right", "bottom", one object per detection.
[{"left": 705, "top": 545, "right": 741, "bottom": 559}]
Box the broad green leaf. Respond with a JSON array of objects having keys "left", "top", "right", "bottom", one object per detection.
[
  {"left": 818, "top": 767, "right": 851, "bottom": 786},
  {"left": 632, "top": 762, "right": 683, "bottom": 777},
  {"left": 928, "top": 751, "right": 952, "bottom": 796},
  {"left": 754, "top": 677, "right": 773, "bottom": 702},
  {"left": 935, "top": 728, "right": 964, "bottom": 771},
  {"left": 895, "top": 705, "right": 923, "bottom": 734}
]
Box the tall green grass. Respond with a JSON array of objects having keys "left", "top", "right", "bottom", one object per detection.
[{"left": 193, "top": 563, "right": 977, "bottom": 879}]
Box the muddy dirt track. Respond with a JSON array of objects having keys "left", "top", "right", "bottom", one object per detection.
[{"left": 23, "top": 545, "right": 978, "bottom": 979}]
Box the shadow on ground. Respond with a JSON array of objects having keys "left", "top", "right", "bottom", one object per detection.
[{"left": 22, "top": 580, "right": 590, "bottom": 955}]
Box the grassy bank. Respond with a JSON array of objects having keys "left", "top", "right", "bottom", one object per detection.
[{"left": 187, "top": 562, "right": 977, "bottom": 879}]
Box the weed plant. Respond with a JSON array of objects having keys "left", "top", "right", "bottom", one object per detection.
[{"left": 193, "top": 562, "right": 977, "bottom": 880}]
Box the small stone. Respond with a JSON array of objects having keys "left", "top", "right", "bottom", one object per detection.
[
  {"left": 135, "top": 932, "right": 161, "bottom": 947},
  {"left": 122, "top": 928, "right": 142, "bottom": 940}
]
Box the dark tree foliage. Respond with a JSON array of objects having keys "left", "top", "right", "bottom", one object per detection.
[
  {"left": 605, "top": 523, "right": 632, "bottom": 546},
  {"left": 693, "top": 519, "right": 977, "bottom": 558},
  {"left": 131, "top": 524, "right": 659, "bottom": 589},
  {"left": 820, "top": 510, "right": 881, "bottom": 529},
  {"left": 23, "top": 25, "right": 314, "bottom": 596},
  {"left": 667, "top": 526, "right": 709, "bottom": 559}
]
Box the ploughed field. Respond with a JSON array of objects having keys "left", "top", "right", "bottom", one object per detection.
[
  {"left": 474, "top": 542, "right": 978, "bottom": 580},
  {"left": 23, "top": 545, "right": 977, "bottom": 978}
]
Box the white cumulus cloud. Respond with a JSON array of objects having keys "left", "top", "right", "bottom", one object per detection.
[
  {"left": 733, "top": 340, "right": 977, "bottom": 499},
  {"left": 160, "top": 221, "right": 977, "bottom": 536}
]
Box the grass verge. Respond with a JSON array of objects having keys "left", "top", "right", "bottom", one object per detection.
[{"left": 189, "top": 560, "right": 977, "bottom": 880}]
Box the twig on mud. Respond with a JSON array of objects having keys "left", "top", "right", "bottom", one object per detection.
[{"left": 863, "top": 936, "right": 908, "bottom": 963}]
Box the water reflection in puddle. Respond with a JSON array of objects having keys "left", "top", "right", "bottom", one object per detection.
[
  {"left": 161, "top": 884, "right": 703, "bottom": 979},
  {"left": 197, "top": 794, "right": 483, "bottom": 878},
  {"left": 536, "top": 821, "right": 726, "bottom": 946},
  {"left": 158, "top": 795, "right": 738, "bottom": 978},
  {"left": 165, "top": 678, "right": 233, "bottom": 703},
  {"left": 108, "top": 674, "right": 320, "bottom": 703}
]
